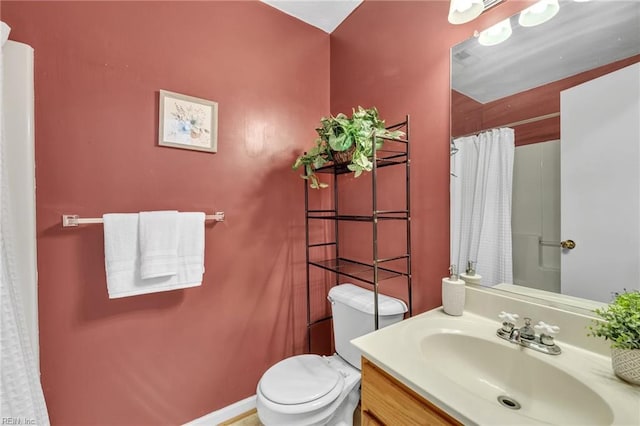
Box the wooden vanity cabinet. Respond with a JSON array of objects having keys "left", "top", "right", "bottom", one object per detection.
[{"left": 361, "top": 357, "right": 462, "bottom": 426}]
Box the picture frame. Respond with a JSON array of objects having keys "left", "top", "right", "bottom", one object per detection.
[{"left": 158, "top": 89, "right": 218, "bottom": 153}]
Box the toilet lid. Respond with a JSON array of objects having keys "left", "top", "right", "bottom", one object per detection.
[{"left": 259, "top": 355, "right": 341, "bottom": 405}]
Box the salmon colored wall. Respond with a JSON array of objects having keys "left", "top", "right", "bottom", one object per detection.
[
  {"left": 330, "top": 0, "right": 536, "bottom": 313},
  {"left": 2, "top": 1, "right": 329, "bottom": 425}
]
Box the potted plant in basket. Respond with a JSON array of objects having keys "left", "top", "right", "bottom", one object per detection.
[
  {"left": 589, "top": 290, "right": 640, "bottom": 385},
  {"left": 292, "top": 106, "right": 405, "bottom": 189}
]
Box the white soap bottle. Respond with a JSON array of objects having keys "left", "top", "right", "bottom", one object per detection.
[
  {"left": 460, "top": 260, "right": 482, "bottom": 285},
  {"left": 442, "top": 264, "right": 465, "bottom": 316}
]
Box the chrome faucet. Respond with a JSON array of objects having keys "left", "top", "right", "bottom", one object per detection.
[
  {"left": 509, "top": 327, "right": 521, "bottom": 343},
  {"left": 497, "top": 312, "right": 561, "bottom": 355}
]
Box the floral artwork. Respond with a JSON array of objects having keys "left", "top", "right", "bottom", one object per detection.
[{"left": 159, "top": 90, "right": 218, "bottom": 153}]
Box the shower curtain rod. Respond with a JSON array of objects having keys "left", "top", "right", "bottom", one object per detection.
[{"left": 452, "top": 111, "right": 560, "bottom": 139}]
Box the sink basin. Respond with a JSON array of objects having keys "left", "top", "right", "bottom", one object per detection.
[
  {"left": 421, "top": 333, "right": 613, "bottom": 425},
  {"left": 351, "top": 308, "right": 640, "bottom": 426}
]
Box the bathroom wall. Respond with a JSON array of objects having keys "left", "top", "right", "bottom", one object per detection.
[
  {"left": 1, "top": 1, "right": 329, "bottom": 425},
  {"left": 330, "top": 0, "right": 536, "bottom": 312}
]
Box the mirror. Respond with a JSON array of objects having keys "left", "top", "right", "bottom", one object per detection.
[{"left": 450, "top": 0, "right": 640, "bottom": 312}]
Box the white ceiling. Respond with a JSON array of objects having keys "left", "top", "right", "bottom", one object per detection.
[
  {"left": 452, "top": 0, "right": 640, "bottom": 103},
  {"left": 261, "top": 0, "right": 362, "bottom": 33}
]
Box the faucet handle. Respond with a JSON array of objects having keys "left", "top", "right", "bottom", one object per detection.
[
  {"left": 498, "top": 311, "right": 519, "bottom": 333},
  {"left": 535, "top": 321, "right": 560, "bottom": 346},
  {"left": 499, "top": 311, "right": 519, "bottom": 323},
  {"left": 534, "top": 321, "right": 560, "bottom": 335}
]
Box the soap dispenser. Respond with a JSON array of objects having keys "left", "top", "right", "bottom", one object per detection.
[
  {"left": 460, "top": 260, "right": 482, "bottom": 285},
  {"left": 442, "top": 265, "right": 465, "bottom": 316}
]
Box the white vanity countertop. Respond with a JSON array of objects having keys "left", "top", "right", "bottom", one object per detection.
[{"left": 352, "top": 308, "right": 640, "bottom": 426}]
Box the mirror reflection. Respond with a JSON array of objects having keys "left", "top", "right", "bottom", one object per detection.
[{"left": 450, "top": 0, "right": 640, "bottom": 307}]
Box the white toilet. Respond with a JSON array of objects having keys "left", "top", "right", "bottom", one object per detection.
[{"left": 256, "top": 283, "right": 408, "bottom": 426}]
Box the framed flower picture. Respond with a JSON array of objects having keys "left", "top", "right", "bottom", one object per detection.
[{"left": 158, "top": 90, "right": 218, "bottom": 153}]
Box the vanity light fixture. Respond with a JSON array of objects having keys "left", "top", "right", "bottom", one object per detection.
[
  {"left": 448, "top": 0, "right": 485, "bottom": 25},
  {"left": 448, "top": 0, "right": 506, "bottom": 25},
  {"left": 478, "top": 18, "right": 512, "bottom": 46},
  {"left": 518, "top": 0, "right": 560, "bottom": 27}
]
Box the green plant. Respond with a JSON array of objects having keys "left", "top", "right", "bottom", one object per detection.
[
  {"left": 589, "top": 290, "right": 640, "bottom": 350},
  {"left": 292, "top": 107, "right": 405, "bottom": 189}
]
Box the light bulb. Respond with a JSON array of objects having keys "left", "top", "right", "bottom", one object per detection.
[
  {"left": 518, "top": 0, "right": 560, "bottom": 27},
  {"left": 531, "top": 2, "right": 548, "bottom": 14},
  {"left": 456, "top": 0, "right": 473, "bottom": 13},
  {"left": 478, "top": 18, "right": 513, "bottom": 46},
  {"left": 448, "top": 0, "right": 485, "bottom": 25}
]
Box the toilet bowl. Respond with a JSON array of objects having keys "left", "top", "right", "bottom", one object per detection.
[
  {"left": 257, "top": 354, "right": 360, "bottom": 426},
  {"left": 256, "top": 284, "right": 407, "bottom": 426}
]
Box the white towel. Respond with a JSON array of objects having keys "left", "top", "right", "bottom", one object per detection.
[
  {"left": 139, "top": 210, "right": 178, "bottom": 279},
  {"left": 103, "top": 212, "right": 206, "bottom": 299},
  {"left": 103, "top": 213, "right": 139, "bottom": 296},
  {"left": 176, "top": 212, "right": 206, "bottom": 276}
]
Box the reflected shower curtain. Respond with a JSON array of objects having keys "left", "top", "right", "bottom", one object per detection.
[
  {"left": 451, "top": 128, "right": 514, "bottom": 287},
  {"left": 0, "top": 22, "right": 50, "bottom": 425}
]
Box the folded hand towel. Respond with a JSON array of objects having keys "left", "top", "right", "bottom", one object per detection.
[
  {"left": 176, "top": 212, "right": 206, "bottom": 276},
  {"left": 139, "top": 210, "right": 178, "bottom": 279},
  {"left": 103, "top": 212, "right": 206, "bottom": 299}
]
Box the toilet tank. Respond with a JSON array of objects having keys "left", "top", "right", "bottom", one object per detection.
[{"left": 328, "top": 284, "right": 407, "bottom": 369}]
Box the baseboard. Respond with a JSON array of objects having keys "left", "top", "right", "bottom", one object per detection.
[
  {"left": 219, "top": 408, "right": 257, "bottom": 426},
  {"left": 183, "top": 395, "right": 257, "bottom": 425}
]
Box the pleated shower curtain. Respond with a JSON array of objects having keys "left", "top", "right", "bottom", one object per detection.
[
  {"left": 0, "top": 21, "right": 50, "bottom": 425},
  {"left": 450, "top": 128, "right": 515, "bottom": 287}
]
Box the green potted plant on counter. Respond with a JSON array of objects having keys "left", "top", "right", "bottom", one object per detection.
[
  {"left": 292, "top": 106, "right": 405, "bottom": 189},
  {"left": 589, "top": 290, "right": 640, "bottom": 385}
]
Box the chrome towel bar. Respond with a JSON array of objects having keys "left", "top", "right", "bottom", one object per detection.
[{"left": 61, "top": 212, "right": 225, "bottom": 228}]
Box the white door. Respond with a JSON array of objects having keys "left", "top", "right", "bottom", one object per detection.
[{"left": 560, "top": 63, "right": 640, "bottom": 303}]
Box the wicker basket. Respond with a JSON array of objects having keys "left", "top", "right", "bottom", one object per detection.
[
  {"left": 612, "top": 348, "right": 640, "bottom": 385},
  {"left": 331, "top": 146, "right": 355, "bottom": 165}
]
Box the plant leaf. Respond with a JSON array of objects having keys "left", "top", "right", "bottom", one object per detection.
[
  {"left": 329, "top": 133, "right": 352, "bottom": 151},
  {"left": 589, "top": 290, "right": 640, "bottom": 349}
]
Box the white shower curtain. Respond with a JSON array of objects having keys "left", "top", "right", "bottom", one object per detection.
[
  {"left": 0, "top": 21, "right": 50, "bottom": 425},
  {"left": 451, "top": 128, "right": 514, "bottom": 287}
]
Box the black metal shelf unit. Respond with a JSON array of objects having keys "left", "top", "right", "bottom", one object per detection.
[{"left": 304, "top": 116, "right": 412, "bottom": 346}]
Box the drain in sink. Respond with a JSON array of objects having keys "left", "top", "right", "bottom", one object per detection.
[{"left": 497, "top": 395, "right": 521, "bottom": 410}]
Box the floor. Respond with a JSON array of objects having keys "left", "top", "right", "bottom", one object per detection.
[
  {"left": 220, "top": 405, "right": 362, "bottom": 426},
  {"left": 219, "top": 409, "right": 262, "bottom": 426}
]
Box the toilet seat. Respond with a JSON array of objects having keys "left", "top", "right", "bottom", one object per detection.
[{"left": 258, "top": 355, "right": 345, "bottom": 414}]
